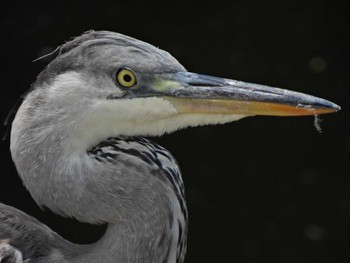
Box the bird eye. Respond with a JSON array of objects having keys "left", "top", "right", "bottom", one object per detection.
[{"left": 116, "top": 68, "right": 137, "bottom": 88}]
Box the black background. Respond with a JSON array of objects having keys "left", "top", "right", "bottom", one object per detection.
[{"left": 1, "top": 0, "right": 349, "bottom": 262}]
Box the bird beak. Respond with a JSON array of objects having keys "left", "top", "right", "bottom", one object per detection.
[{"left": 142, "top": 72, "right": 340, "bottom": 116}]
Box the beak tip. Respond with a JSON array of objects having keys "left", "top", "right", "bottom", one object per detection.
[
  {"left": 334, "top": 104, "right": 341, "bottom": 112},
  {"left": 309, "top": 97, "right": 341, "bottom": 114},
  {"left": 324, "top": 101, "right": 341, "bottom": 113}
]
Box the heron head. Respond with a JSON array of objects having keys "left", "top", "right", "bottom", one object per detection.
[{"left": 15, "top": 31, "right": 339, "bottom": 152}]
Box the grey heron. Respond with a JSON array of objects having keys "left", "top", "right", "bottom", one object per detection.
[{"left": 0, "top": 30, "right": 339, "bottom": 263}]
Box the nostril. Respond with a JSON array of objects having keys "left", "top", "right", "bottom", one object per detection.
[{"left": 187, "top": 82, "right": 219, "bottom": 87}]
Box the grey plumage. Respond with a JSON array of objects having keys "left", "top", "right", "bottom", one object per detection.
[
  {"left": 0, "top": 30, "right": 339, "bottom": 263},
  {"left": 0, "top": 203, "right": 83, "bottom": 262},
  {"left": 3, "top": 31, "right": 188, "bottom": 263}
]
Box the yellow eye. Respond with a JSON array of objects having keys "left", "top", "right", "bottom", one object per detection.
[{"left": 116, "top": 68, "right": 137, "bottom": 88}]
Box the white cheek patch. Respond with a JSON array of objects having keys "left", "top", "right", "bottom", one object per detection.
[
  {"left": 112, "top": 97, "right": 178, "bottom": 121},
  {"left": 70, "top": 97, "right": 178, "bottom": 152}
]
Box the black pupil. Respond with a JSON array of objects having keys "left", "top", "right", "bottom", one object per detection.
[{"left": 123, "top": 74, "right": 132, "bottom": 82}]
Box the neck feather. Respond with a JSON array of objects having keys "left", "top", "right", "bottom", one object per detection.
[
  {"left": 10, "top": 88, "right": 188, "bottom": 262},
  {"left": 11, "top": 103, "right": 187, "bottom": 262},
  {"left": 74, "top": 198, "right": 179, "bottom": 263}
]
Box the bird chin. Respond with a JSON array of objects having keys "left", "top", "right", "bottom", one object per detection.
[{"left": 148, "top": 113, "right": 247, "bottom": 136}]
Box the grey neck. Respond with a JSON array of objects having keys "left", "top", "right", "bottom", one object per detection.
[
  {"left": 73, "top": 199, "right": 175, "bottom": 263},
  {"left": 10, "top": 91, "right": 186, "bottom": 262},
  {"left": 11, "top": 120, "right": 182, "bottom": 262}
]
